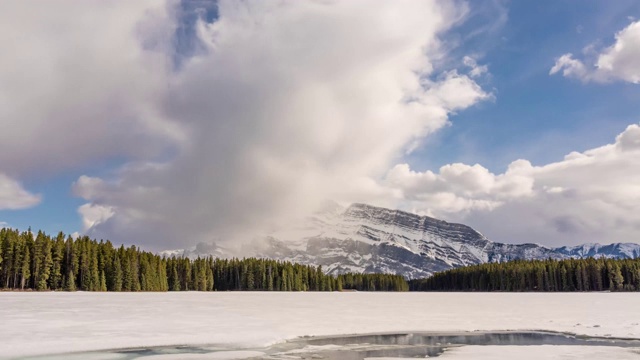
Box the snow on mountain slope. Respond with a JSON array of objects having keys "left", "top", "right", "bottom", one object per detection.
[
  {"left": 161, "top": 203, "right": 640, "bottom": 279},
  {"left": 554, "top": 242, "right": 640, "bottom": 259}
]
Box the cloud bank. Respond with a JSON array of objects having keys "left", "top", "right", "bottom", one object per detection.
[
  {"left": 386, "top": 124, "right": 640, "bottom": 246},
  {"left": 0, "top": 174, "right": 41, "bottom": 210},
  {"left": 63, "top": 0, "right": 490, "bottom": 249},
  {"left": 0, "top": 1, "right": 184, "bottom": 178},
  {"left": 3, "top": 1, "right": 638, "bottom": 249},
  {"left": 550, "top": 20, "right": 640, "bottom": 84}
]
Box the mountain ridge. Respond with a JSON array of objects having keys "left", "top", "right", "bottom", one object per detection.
[{"left": 161, "top": 203, "right": 640, "bottom": 278}]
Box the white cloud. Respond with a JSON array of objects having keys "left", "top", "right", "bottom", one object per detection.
[
  {"left": 550, "top": 21, "right": 640, "bottom": 83},
  {"left": 69, "top": 0, "right": 490, "bottom": 249},
  {"left": 424, "top": 71, "right": 491, "bottom": 112},
  {"left": 384, "top": 159, "right": 533, "bottom": 214},
  {"left": 0, "top": 174, "right": 41, "bottom": 210},
  {"left": 6, "top": 0, "right": 636, "bottom": 250},
  {"left": 0, "top": 1, "right": 185, "bottom": 176},
  {"left": 3, "top": 0, "right": 636, "bottom": 250},
  {"left": 463, "top": 56, "right": 488, "bottom": 77},
  {"left": 383, "top": 124, "right": 640, "bottom": 246},
  {"left": 549, "top": 54, "right": 590, "bottom": 80},
  {"left": 77, "top": 203, "right": 115, "bottom": 232}
]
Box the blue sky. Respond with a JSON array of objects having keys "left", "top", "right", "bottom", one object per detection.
[
  {"left": 411, "top": 0, "right": 640, "bottom": 172},
  {"left": 1, "top": 0, "right": 640, "bottom": 249}
]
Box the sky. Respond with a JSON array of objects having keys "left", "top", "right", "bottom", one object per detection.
[{"left": 1, "top": 0, "right": 639, "bottom": 250}]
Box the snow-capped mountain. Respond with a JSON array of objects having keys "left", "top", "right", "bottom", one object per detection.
[
  {"left": 161, "top": 203, "right": 640, "bottom": 279},
  {"left": 553, "top": 243, "right": 640, "bottom": 259}
]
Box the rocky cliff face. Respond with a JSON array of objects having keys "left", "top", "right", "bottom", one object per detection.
[{"left": 161, "top": 203, "right": 640, "bottom": 278}]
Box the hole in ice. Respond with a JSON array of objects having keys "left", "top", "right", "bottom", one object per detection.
[{"left": 19, "top": 331, "right": 640, "bottom": 360}]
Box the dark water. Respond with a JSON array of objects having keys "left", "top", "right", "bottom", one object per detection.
[{"left": 21, "top": 331, "right": 640, "bottom": 360}]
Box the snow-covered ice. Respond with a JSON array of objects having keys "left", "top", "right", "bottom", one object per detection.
[
  {"left": 141, "top": 352, "right": 268, "bottom": 360},
  {"left": 1, "top": 292, "right": 639, "bottom": 359},
  {"left": 437, "top": 345, "right": 640, "bottom": 359}
]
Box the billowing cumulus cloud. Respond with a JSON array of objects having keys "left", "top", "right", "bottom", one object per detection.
[
  {"left": 384, "top": 160, "right": 533, "bottom": 214},
  {"left": 550, "top": 20, "right": 640, "bottom": 84},
  {"left": 384, "top": 124, "right": 640, "bottom": 246},
  {"left": 64, "top": 0, "right": 491, "bottom": 250},
  {"left": 0, "top": 1, "right": 185, "bottom": 177},
  {"left": 0, "top": 174, "right": 41, "bottom": 210},
  {"left": 5, "top": 0, "right": 640, "bottom": 250},
  {"left": 4, "top": 0, "right": 639, "bottom": 250}
]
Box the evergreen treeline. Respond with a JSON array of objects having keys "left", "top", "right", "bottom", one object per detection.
[
  {"left": 167, "top": 257, "right": 342, "bottom": 291},
  {"left": 0, "top": 228, "right": 410, "bottom": 292},
  {"left": 338, "top": 273, "right": 409, "bottom": 291},
  {"left": 0, "top": 228, "right": 169, "bottom": 291},
  {"left": 409, "top": 258, "right": 640, "bottom": 292}
]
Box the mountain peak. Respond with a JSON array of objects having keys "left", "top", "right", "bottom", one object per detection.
[{"left": 163, "top": 203, "right": 640, "bottom": 279}]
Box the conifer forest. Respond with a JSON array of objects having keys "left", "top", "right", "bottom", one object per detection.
[
  {"left": 0, "top": 228, "right": 406, "bottom": 292},
  {"left": 3, "top": 228, "right": 640, "bottom": 293},
  {"left": 409, "top": 258, "right": 640, "bottom": 292}
]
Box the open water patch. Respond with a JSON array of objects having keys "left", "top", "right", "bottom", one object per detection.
[{"left": 20, "top": 331, "right": 640, "bottom": 360}]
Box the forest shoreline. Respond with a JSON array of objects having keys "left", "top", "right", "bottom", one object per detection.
[{"left": 3, "top": 228, "right": 640, "bottom": 293}]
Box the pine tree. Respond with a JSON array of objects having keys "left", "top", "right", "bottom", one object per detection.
[
  {"left": 63, "top": 236, "right": 78, "bottom": 290},
  {"left": 89, "top": 245, "right": 100, "bottom": 291},
  {"left": 267, "top": 264, "right": 274, "bottom": 291},
  {"left": 65, "top": 270, "right": 76, "bottom": 291},
  {"left": 122, "top": 249, "right": 132, "bottom": 291},
  {"left": 207, "top": 267, "right": 214, "bottom": 291},
  {"left": 171, "top": 263, "right": 180, "bottom": 291},
  {"left": 610, "top": 262, "right": 624, "bottom": 291},
  {"left": 559, "top": 265, "right": 569, "bottom": 291},
  {"left": 35, "top": 232, "right": 53, "bottom": 291},
  {"left": 49, "top": 233, "right": 65, "bottom": 290},
  {"left": 1, "top": 231, "right": 15, "bottom": 288},
  {"left": 129, "top": 248, "right": 141, "bottom": 291},
  {"left": 111, "top": 255, "right": 123, "bottom": 291},
  {"left": 100, "top": 271, "right": 107, "bottom": 292},
  {"left": 78, "top": 239, "right": 90, "bottom": 290},
  {"left": 20, "top": 246, "right": 30, "bottom": 290},
  {"left": 246, "top": 265, "right": 255, "bottom": 290}
]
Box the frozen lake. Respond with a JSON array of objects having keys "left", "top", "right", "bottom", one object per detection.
[{"left": 2, "top": 292, "right": 640, "bottom": 359}]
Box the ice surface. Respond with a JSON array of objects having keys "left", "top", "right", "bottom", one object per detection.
[
  {"left": 141, "top": 352, "right": 266, "bottom": 360},
  {"left": 1, "top": 292, "right": 639, "bottom": 359},
  {"left": 437, "top": 345, "right": 640, "bottom": 359},
  {"left": 24, "top": 355, "right": 126, "bottom": 360}
]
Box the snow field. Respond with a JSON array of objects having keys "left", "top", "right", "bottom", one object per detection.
[{"left": 1, "top": 292, "right": 639, "bottom": 358}]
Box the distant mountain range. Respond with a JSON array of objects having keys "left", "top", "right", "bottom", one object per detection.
[{"left": 161, "top": 203, "right": 640, "bottom": 279}]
